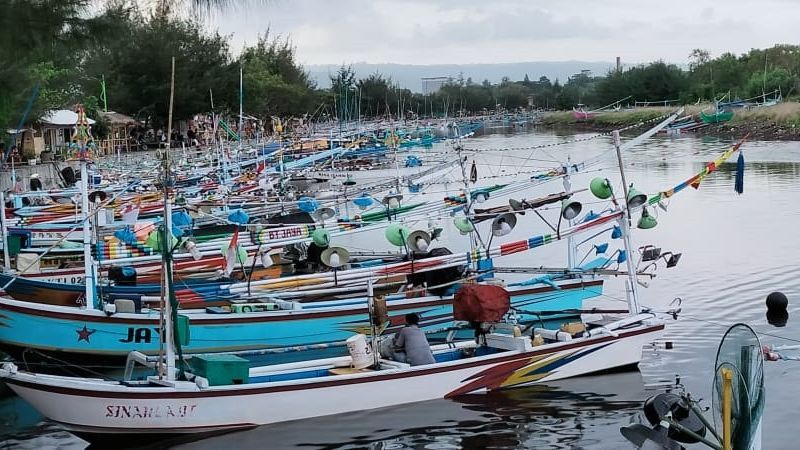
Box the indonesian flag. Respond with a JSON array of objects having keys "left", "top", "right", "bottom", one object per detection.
[
  {"left": 120, "top": 198, "right": 141, "bottom": 224},
  {"left": 223, "top": 229, "right": 240, "bottom": 276}
]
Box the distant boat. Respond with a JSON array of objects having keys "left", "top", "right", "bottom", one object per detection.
[
  {"left": 700, "top": 109, "right": 734, "bottom": 124},
  {"left": 572, "top": 105, "right": 595, "bottom": 120}
]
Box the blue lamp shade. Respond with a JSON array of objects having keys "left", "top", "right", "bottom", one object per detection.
[
  {"left": 171, "top": 211, "right": 192, "bottom": 228},
  {"left": 114, "top": 227, "right": 138, "bottom": 245},
  {"left": 471, "top": 189, "right": 490, "bottom": 203},
  {"left": 353, "top": 194, "right": 374, "bottom": 211},
  {"left": 611, "top": 225, "right": 622, "bottom": 239},
  {"left": 581, "top": 210, "right": 600, "bottom": 223},
  {"left": 595, "top": 243, "right": 609, "bottom": 254},
  {"left": 297, "top": 197, "right": 319, "bottom": 213},
  {"left": 616, "top": 250, "right": 627, "bottom": 264},
  {"left": 227, "top": 209, "right": 250, "bottom": 224}
]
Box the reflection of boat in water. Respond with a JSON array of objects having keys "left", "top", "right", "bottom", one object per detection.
[{"left": 175, "top": 373, "right": 651, "bottom": 450}]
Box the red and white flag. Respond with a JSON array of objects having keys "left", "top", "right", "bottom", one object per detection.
[
  {"left": 120, "top": 198, "right": 141, "bottom": 224},
  {"left": 223, "top": 229, "right": 240, "bottom": 276}
]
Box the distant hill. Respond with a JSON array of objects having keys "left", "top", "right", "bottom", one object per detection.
[{"left": 307, "top": 61, "right": 619, "bottom": 92}]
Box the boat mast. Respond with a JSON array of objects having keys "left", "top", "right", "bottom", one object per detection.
[
  {"left": 77, "top": 111, "right": 98, "bottom": 311},
  {"left": 160, "top": 56, "right": 177, "bottom": 381},
  {"left": 0, "top": 192, "right": 9, "bottom": 272},
  {"left": 239, "top": 64, "right": 244, "bottom": 152},
  {"left": 612, "top": 130, "right": 640, "bottom": 314}
]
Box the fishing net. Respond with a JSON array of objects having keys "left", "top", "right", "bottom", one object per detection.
[{"left": 712, "top": 323, "right": 765, "bottom": 450}]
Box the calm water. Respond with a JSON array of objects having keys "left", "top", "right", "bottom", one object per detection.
[{"left": 3, "top": 129, "right": 800, "bottom": 449}]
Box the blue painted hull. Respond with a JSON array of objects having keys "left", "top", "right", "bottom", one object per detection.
[{"left": 0, "top": 280, "right": 603, "bottom": 362}]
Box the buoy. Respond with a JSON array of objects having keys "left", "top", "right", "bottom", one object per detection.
[{"left": 766, "top": 292, "right": 788, "bottom": 313}]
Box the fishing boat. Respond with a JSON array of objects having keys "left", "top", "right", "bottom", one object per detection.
[
  {"left": 0, "top": 311, "right": 667, "bottom": 442},
  {"left": 700, "top": 109, "right": 734, "bottom": 124}
]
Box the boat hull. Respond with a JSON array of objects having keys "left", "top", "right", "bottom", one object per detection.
[
  {"left": 0, "top": 280, "right": 603, "bottom": 362},
  {"left": 0, "top": 321, "right": 663, "bottom": 438}
]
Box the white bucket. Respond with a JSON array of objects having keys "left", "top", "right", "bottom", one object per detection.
[{"left": 346, "top": 334, "right": 372, "bottom": 369}]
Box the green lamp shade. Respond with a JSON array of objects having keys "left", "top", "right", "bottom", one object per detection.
[
  {"left": 561, "top": 198, "right": 583, "bottom": 220},
  {"left": 589, "top": 177, "right": 613, "bottom": 199},
  {"left": 626, "top": 185, "right": 647, "bottom": 209},
  {"left": 311, "top": 228, "right": 331, "bottom": 247},
  {"left": 453, "top": 217, "right": 475, "bottom": 235},
  {"left": 219, "top": 242, "right": 248, "bottom": 262},
  {"left": 145, "top": 229, "right": 178, "bottom": 253},
  {"left": 637, "top": 208, "right": 658, "bottom": 229},
  {"left": 385, "top": 223, "right": 410, "bottom": 247}
]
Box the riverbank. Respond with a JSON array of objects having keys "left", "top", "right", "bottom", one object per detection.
[{"left": 541, "top": 102, "right": 800, "bottom": 140}]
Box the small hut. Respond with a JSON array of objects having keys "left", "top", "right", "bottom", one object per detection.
[{"left": 97, "top": 111, "right": 139, "bottom": 155}]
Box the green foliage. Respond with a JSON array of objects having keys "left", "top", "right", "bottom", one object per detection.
[{"left": 239, "top": 33, "right": 317, "bottom": 117}]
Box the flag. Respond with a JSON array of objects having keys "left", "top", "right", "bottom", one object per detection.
[
  {"left": 223, "top": 229, "right": 240, "bottom": 276},
  {"left": 120, "top": 198, "right": 141, "bottom": 224}
]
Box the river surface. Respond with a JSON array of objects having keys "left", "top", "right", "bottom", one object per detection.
[{"left": 3, "top": 127, "right": 800, "bottom": 449}]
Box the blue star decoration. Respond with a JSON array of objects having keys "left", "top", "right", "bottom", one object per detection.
[{"left": 76, "top": 325, "right": 97, "bottom": 343}]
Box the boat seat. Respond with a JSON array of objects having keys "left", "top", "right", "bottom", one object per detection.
[{"left": 115, "top": 299, "right": 137, "bottom": 314}]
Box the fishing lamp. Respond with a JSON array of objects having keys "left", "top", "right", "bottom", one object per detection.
[
  {"left": 407, "top": 230, "right": 432, "bottom": 252},
  {"left": 312, "top": 207, "right": 336, "bottom": 223},
  {"left": 626, "top": 184, "right": 647, "bottom": 209},
  {"left": 385, "top": 223, "right": 411, "bottom": 247},
  {"left": 616, "top": 249, "right": 627, "bottom": 264},
  {"left": 664, "top": 252, "right": 682, "bottom": 268},
  {"left": 88, "top": 190, "right": 107, "bottom": 203},
  {"left": 589, "top": 177, "right": 613, "bottom": 199},
  {"left": 491, "top": 213, "right": 517, "bottom": 237},
  {"left": 640, "top": 245, "right": 662, "bottom": 262},
  {"left": 321, "top": 246, "right": 350, "bottom": 268},
  {"left": 353, "top": 193, "right": 374, "bottom": 211},
  {"left": 343, "top": 175, "right": 357, "bottom": 187},
  {"left": 508, "top": 198, "right": 526, "bottom": 214},
  {"left": 227, "top": 208, "right": 250, "bottom": 224},
  {"left": 297, "top": 196, "right": 319, "bottom": 213},
  {"left": 453, "top": 217, "right": 475, "bottom": 235},
  {"left": 611, "top": 225, "right": 623, "bottom": 239},
  {"left": 382, "top": 192, "right": 403, "bottom": 209},
  {"left": 311, "top": 228, "right": 330, "bottom": 247},
  {"left": 560, "top": 198, "right": 583, "bottom": 221},
  {"left": 578, "top": 242, "right": 609, "bottom": 266},
  {"left": 184, "top": 239, "right": 202, "bottom": 261},
  {"left": 471, "top": 189, "right": 490, "bottom": 204},
  {"left": 637, "top": 207, "right": 658, "bottom": 229}
]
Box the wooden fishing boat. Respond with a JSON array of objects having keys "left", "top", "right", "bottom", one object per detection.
[
  {"left": 700, "top": 109, "right": 734, "bottom": 124},
  {"left": 0, "top": 312, "right": 666, "bottom": 442}
]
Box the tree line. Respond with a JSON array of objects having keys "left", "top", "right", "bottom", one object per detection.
[{"left": 3, "top": 1, "right": 800, "bottom": 137}]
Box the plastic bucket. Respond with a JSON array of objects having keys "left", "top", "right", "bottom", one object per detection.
[{"left": 346, "top": 334, "right": 372, "bottom": 369}]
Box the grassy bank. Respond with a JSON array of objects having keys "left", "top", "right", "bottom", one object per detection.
[{"left": 540, "top": 102, "right": 800, "bottom": 139}]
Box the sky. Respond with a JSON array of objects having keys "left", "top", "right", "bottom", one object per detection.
[{"left": 210, "top": 0, "right": 800, "bottom": 66}]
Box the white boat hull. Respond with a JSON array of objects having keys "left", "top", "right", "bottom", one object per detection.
[{"left": 1, "top": 320, "right": 663, "bottom": 436}]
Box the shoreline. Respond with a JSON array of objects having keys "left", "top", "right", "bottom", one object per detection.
[{"left": 540, "top": 103, "right": 800, "bottom": 141}]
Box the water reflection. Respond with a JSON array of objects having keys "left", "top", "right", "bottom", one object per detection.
[{"left": 178, "top": 373, "right": 648, "bottom": 450}]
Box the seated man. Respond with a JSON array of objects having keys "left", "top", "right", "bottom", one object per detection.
[{"left": 393, "top": 313, "right": 436, "bottom": 366}]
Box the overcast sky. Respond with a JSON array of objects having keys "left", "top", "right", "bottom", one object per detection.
[{"left": 210, "top": 0, "right": 799, "bottom": 66}]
